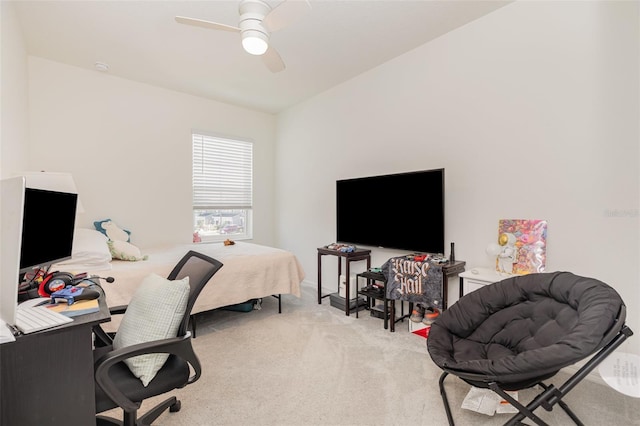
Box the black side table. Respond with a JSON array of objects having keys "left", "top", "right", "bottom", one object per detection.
[
  {"left": 441, "top": 260, "right": 466, "bottom": 309},
  {"left": 355, "top": 271, "right": 411, "bottom": 332},
  {"left": 317, "top": 247, "right": 371, "bottom": 316},
  {"left": 355, "top": 271, "right": 390, "bottom": 331}
]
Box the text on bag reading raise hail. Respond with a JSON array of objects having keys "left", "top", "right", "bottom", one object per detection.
[{"left": 391, "top": 258, "right": 430, "bottom": 296}]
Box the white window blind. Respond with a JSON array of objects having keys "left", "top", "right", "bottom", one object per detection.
[{"left": 192, "top": 133, "right": 253, "bottom": 209}]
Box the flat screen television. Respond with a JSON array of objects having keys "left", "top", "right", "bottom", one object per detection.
[{"left": 336, "top": 168, "right": 444, "bottom": 254}]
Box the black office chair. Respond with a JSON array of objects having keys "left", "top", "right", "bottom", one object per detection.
[
  {"left": 427, "top": 271, "right": 633, "bottom": 426},
  {"left": 93, "top": 250, "right": 223, "bottom": 426}
]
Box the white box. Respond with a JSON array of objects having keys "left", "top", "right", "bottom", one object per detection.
[{"left": 338, "top": 274, "right": 357, "bottom": 299}]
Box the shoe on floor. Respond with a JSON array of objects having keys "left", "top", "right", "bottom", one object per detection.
[
  {"left": 422, "top": 307, "right": 440, "bottom": 325},
  {"left": 410, "top": 305, "right": 425, "bottom": 322}
]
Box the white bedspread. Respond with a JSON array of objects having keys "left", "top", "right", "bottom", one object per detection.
[{"left": 99, "top": 242, "right": 305, "bottom": 315}]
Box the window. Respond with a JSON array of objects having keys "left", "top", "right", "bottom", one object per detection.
[{"left": 192, "top": 132, "right": 253, "bottom": 242}]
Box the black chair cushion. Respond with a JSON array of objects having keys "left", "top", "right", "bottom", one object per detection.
[
  {"left": 94, "top": 346, "right": 190, "bottom": 414},
  {"left": 428, "top": 272, "right": 624, "bottom": 388}
]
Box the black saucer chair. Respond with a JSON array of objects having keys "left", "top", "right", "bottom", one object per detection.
[
  {"left": 427, "top": 271, "right": 633, "bottom": 426},
  {"left": 93, "top": 251, "right": 223, "bottom": 426}
]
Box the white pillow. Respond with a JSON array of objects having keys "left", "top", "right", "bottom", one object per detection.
[
  {"left": 113, "top": 273, "right": 190, "bottom": 386},
  {"left": 108, "top": 240, "right": 148, "bottom": 262},
  {"left": 53, "top": 228, "right": 112, "bottom": 270}
]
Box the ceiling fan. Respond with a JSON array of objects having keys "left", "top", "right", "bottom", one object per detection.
[{"left": 175, "top": 0, "right": 311, "bottom": 73}]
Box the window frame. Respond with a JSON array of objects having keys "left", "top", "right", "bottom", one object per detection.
[{"left": 192, "top": 131, "right": 253, "bottom": 243}]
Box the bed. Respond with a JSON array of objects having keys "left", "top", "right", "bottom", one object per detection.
[{"left": 54, "top": 230, "right": 306, "bottom": 323}]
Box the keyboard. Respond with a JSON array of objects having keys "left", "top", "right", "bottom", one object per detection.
[{"left": 16, "top": 306, "right": 73, "bottom": 334}]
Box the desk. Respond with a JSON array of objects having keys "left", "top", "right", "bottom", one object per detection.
[
  {"left": 0, "top": 296, "right": 111, "bottom": 425},
  {"left": 317, "top": 247, "right": 371, "bottom": 316}
]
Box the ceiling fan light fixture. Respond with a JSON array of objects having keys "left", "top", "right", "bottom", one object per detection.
[
  {"left": 175, "top": 0, "right": 310, "bottom": 71},
  {"left": 242, "top": 30, "right": 269, "bottom": 55}
]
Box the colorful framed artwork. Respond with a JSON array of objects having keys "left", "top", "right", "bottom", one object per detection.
[{"left": 496, "top": 219, "right": 548, "bottom": 275}]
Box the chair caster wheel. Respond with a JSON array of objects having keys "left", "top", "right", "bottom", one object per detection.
[{"left": 170, "top": 400, "right": 181, "bottom": 413}]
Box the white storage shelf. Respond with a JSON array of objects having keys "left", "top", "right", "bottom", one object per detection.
[{"left": 458, "top": 268, "right": 507, "bottom": 296}]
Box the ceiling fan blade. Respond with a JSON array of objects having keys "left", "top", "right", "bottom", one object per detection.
[
  {"left": 175, "top": 16, "right": 240, "bottom": 33},
  {"left": 263, "top": 0, "right": 311, "bottom": 32},
  {"left": 262, "top": 46, "right": 286, "bottom": 73}
]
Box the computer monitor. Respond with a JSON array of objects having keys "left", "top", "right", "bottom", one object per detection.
[
  {"left": 0, "top": 176, "right": 78, "bottom": 325},
  {"left": 19, "top": 186, "right": 78, "bottom": 273}
]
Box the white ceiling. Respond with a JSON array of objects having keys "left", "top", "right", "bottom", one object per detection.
[{"left": 13, "top": 0, "right": 510, "bottom": 114}]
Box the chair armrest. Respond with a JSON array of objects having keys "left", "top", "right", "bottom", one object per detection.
[
  {"left": 93, "top": 324, "right": 115, "bottom": 347},
  {"left": 94, "top": 332, "right": 201, "bottom": 412},
  {"left": 109, "top": 304, "right": 128, "bottom": 315}
]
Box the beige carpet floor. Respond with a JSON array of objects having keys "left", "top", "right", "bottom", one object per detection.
[{"left": 102, "top": 284, "right": 639, "bottom": 425}]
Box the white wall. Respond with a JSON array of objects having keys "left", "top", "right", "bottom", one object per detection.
[
  {"left": 1, "top": 1, "right": 30, "bottom": 177},
  {"left": 27, "top": 57, "right": 278, "bottom": 248},
  {"left": 276, "top": 1, "right": 639, "bottom": 355},
  {"left": 1, "top": 1, "right": 30, "bottom": 274}
]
